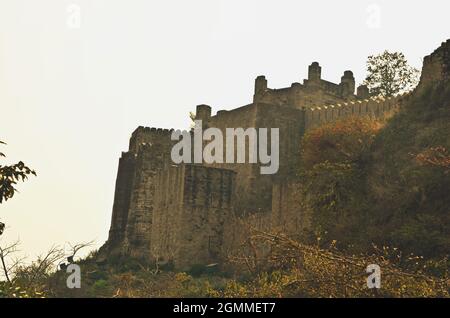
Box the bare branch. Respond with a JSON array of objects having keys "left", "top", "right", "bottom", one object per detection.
[{"left": 66, "top": 240, "right": 95, "bottom": 262}]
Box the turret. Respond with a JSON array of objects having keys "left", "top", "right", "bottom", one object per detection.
[
  {"left": 340, "top": 70, "right": 355, "bottom": 96},
  {"left": 195, "top": 104, "right": 212, "bottom": 122},
  {"left": 308, "top": 62, "right": 322, "bottom": 82},
  {"left": 255, "top": 75, "right": 267, "bottom": 94},
  {"left": 357, "top": 84, "right": 370, "bottom": 99},
  {"left": 253, "top": 75, "right": 268, "bottom": 102}
]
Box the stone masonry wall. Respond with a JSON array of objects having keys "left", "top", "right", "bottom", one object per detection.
[
  {"left": 271, "top": 180, "right": 309, "bottom": 238},
  {"left": 203, "top": 104, "right": 258, "bottom": 214},
  {"left": 104, "top": 40, "right": 449, "bottom": 268},
  {"left": 152, "top": 164, "right": 235, "bottom": 270},
  {"left": 121, "top": 128, "right": 175, "bottom": 258},
  {"left": 107, "top": 151, "right": 136, "bottom": 250},
  {"left": 151, "top": 163, "right": 184, "bottom": 263},
  {"left": 304, "top": 93, "right": 408, "bottom": 131},
  {"left": 419, "top": 39, "right": 450, "bottom": 90},
  {"left": 122, "top": 144, "right": 166, "bottom": 258}
]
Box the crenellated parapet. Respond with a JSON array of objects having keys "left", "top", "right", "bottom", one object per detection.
[
  {"left": 129, "top": 126, "right": 175, "bottom": 154},
  {"left": 304, "top": 92, "right": 411, "bottom": 130},
  {"left": 253, "top": 62, "right": 363, "bottom": 109}
]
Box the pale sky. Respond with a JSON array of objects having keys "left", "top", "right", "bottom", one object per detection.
[{"left": 0, "top": 0, "right": 449, "bottom": 260}]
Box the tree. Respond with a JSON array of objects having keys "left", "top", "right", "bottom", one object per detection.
[
  {"left": 0, "top": 239, "right": 23, "bottom": 283},
  {"left": 0, "top": 140, "right": 36, "bottom": 205},
  {"left": 0, "top": 140, "right": 35, "bottom": 282},
  {"left": 363, "top": 50, "right": 420, "bottom": 97}
]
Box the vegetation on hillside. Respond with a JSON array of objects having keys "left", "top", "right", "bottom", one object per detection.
[
  {"left": 298, "top": 116, "right": 383, "bottom": 247},
  {"left": 2, "top": 229, "right": 447, "bottom": 298},
  {"left": 298, "top": 80, "right": 450, "bottom": 262},
  {"left": 366, "top": 81, "right": 450, "bottom": 258}
]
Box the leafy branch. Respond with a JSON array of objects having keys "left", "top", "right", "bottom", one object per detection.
[{"left": 0, "top": 140, "right": 36, "bottom": 204}]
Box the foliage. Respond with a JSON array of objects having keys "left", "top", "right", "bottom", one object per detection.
[
  {"left": 366, "top": 80, "right": 450, "bottom": 257},
  {"left": 300, "top": 161, "right": 364, "bottom": 245},
  {"left": 299, "top": 117, "right": 383, "bottom": 246},
  {"left": 0, "top": 241, "right": 93, "bottom": 298},
  {"left": 0, "top": 282, "right": 45, "bottom": 298},
  {"left": 188, "top": 264, "right": 207, "bottom": 277},
  {"left": 227, "top": 230, "right": 449, "bottom": 298},
  {"left": 42, "top": 257, "right": 227, "bottom": 298},
  {"left": 0, "top": 140, "right": 37, "bottom": 295},
  {"left": 0, "top": 244, "right": 64, "bottom": 297},
  {"left": 297, "top": 79, "right": 450, "bottom": 259},
  {"left": 414, "top": 146, "right": 450, "bottom": 171},
  {"left": 300, "top": 116, "right": 382, "bottom": 169},
  {"left": 0, "top": 140, "right": 36, "bottom": 204},
  {"left": 19, "top": 230, "right": 447, "bottom": 298},
  {"left": 363, "top": 51, "right": 420, "bottom": 97}
]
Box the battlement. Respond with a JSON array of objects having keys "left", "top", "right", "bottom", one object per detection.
[
  {"left": 305, "top": 92, "right": 411, "bottom": 130},
  {"left": 129, "top": 126, "right": 175, "bottom": 153},
  {"left": 253, "top": 62, "right": 364, "bottom": 109},
  {"left": 131, "top": 126, "right": 175, "bottom": 137},
  {"left": 195, "top": 104, "right": 212, "bottom": 122}
]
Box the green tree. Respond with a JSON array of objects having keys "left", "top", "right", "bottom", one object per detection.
[
  {"left": 0, "top": 140, "right": 35, "bottom": 285},
  {"left": 0, "top": 140, "right": 36, "bottom": 239},
  {"left": 0, "top": 141, "right": 36, "bottom": 205},
  {"left": 363, "top": 50, "right": 420, "bottom": 97}
]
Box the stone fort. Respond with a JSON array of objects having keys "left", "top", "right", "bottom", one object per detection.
[{"left": 101, "top": 40, "right": 449, "bottom": 270}]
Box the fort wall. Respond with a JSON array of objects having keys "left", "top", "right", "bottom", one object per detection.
[
  {"left": 152, "top": 164, "right": 235, "bottom": 270},
  {"left": 202, "top": 104, "right": 259, "bottom": 214},
  {"left": 304, "top": 93, "right": 408, "bottom": 131},
  {"left": 129, "top": 126, "right": 174, "bottom": 154},
  {"left": 419, "top": 39, "right": 450, "bottom": 90},
  {"left": 271, "top": 180, "right": 309, "bottom": 238},
  {"left": 107, "top": 152, "right": 136, "bottom": 250},
  {"left": 103, "top": 40, "right": 449, "bottom": 269},
  {"left": 122, "top": 144, "right": 167, "bottom": 258},
  {"left": 151, "top": 163, "right": 184, "bottom": 265}
]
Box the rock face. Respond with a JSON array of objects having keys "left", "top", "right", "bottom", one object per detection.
[{"left": 101, "top": 41, "right": 449, "bottom": 270}]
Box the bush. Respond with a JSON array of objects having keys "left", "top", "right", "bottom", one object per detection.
[
  {"left": 299, "top": 116, "right": 382, "bottom": 247},
  {"left": 188, "top": 264, "right": 206, "bottom": 277},
  {"left": 88, "top": 279, "right": 112, "bottom": 297}
]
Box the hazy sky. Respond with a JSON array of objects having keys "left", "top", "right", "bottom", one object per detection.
[{"left": 0, "top": 0, "right": 449, "bottom": 260}]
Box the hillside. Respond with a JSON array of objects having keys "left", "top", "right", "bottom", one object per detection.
[
  {"left": 366, "top": 80, "right": 450, "bottom": 257},
  {"left": 3, "top": 81, "right": 449, "bottom": 298},
  {"left": 296, "top": 40, "right": 450, "bottom": 261}
]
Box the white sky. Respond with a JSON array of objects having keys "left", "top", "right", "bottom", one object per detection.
[{"left": 0, "top": 0, "right": 449, "bottom": 260}]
